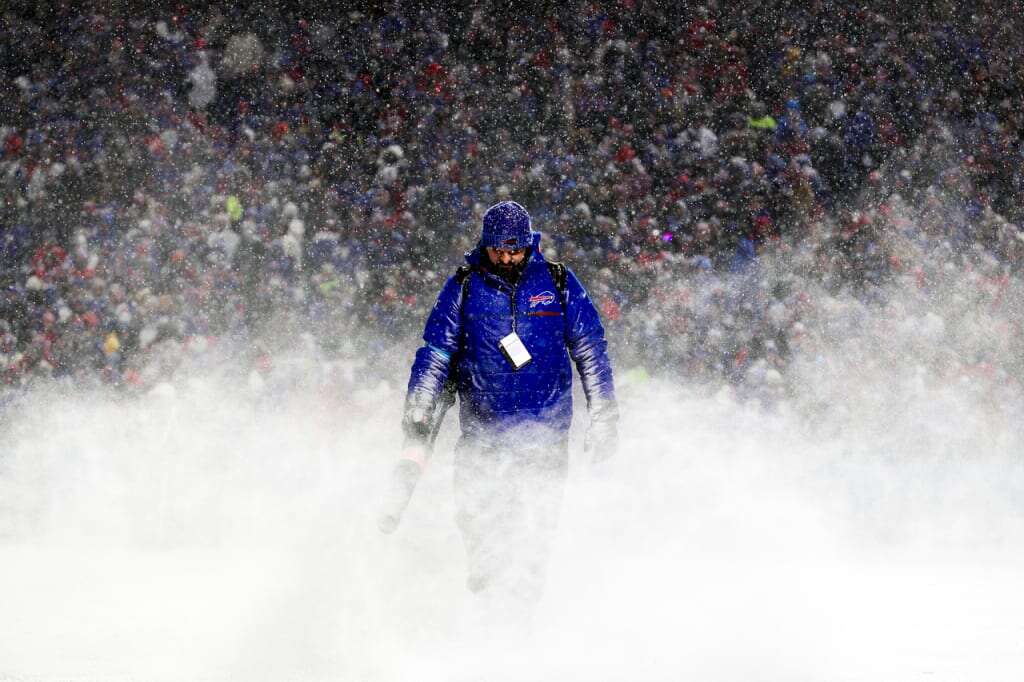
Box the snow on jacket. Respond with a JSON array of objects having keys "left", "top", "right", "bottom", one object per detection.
[{"left": 406, "top": 232, "right": 615, "bottom": 444}]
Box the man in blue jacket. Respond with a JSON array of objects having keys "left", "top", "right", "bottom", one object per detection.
[{"left": 404, "top": 200, "right": 618, "bottom": 603}]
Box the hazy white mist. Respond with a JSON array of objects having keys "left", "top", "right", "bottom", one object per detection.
[{"left": 3, "top": 262, "right": 1024, "bottom": 682}]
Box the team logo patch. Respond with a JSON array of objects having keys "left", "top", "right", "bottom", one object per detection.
[{"left": 529, "top": 291, "right": 556, "bottom": 308}]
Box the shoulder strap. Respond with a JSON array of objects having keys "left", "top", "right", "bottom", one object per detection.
[
  {"left": 441, "top": 265, "right": 475, "bottom": 397},
  {"left": 546, "top": 261, "right": 568, "bottom": 310},
  {"left": 454, "top": 264, "right": 473, "bottom": 284},
  {"left": 455, "top": 265, "right": 473, "bottom": 305}
]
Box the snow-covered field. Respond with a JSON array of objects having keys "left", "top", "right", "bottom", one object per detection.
[{"left": 2, "top": 350, "right": 1023, "bottom": 681}]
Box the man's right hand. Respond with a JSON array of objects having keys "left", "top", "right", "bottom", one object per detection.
[
  {"left": 584, "top": 397, "right": 619, "bottom": 464},
  {"left": 585, "top": 420, "right": 618, "bottom": 464}
]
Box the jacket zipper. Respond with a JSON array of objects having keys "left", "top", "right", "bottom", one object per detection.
[{"left": 510, "top": 282, "right": 518, "bottom": 333}]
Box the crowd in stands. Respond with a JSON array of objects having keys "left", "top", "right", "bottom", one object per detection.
[{"left": 1, "top": 1, "right": 1023, "bottom": 401}]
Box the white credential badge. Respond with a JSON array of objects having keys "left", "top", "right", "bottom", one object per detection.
[{"left": 498, "top": 331, "right": 532, "bottom": 369}]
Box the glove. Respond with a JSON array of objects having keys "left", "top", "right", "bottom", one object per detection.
[
  {"left": 585, "top": 420, "right": 618, "bottom": 464},
  {"left": 402, "top": 399, "right": 433, "bottom": 444}
]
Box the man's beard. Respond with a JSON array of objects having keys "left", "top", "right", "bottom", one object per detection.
[{"left": 493, "top": 261, "right": 521, "bottom": 279}]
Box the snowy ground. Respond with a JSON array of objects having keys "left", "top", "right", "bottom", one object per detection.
[{"left": 2, "top": 367, "right": 1024, "bottom": 681}]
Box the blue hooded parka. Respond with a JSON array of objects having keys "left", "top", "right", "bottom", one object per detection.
[{"left": 406, "top": 231, "right": 616, "bottom": 445}]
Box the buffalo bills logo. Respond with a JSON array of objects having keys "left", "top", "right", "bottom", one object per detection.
[{"left": 529, "top": 291, "right": 556, "bottom": 308}]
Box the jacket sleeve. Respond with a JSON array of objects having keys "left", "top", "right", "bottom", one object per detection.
[
  {"left": 563, "top": 268, "right": 618, "bottom": 420},
  {"left": 406, "top": 274, "right": 463, "bottom": 413}
]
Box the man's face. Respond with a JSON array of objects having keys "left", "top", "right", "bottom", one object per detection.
[{"left": 485, "top": 247, "right": 528, "bottom": 273}]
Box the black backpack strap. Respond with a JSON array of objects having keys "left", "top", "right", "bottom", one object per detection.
[
  {"left": 454, "top": 265, "right": 473, "bottom": 306},
  {"left": 546, "top": 261, "right": 568, "bottom": 310},
  {"left": 442, "top": 265, "right": 474, "bottom": 398},
  {"left": 454, "top": 264, "right": 473, "bottom": 285}
]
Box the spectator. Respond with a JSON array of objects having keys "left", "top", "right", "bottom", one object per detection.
[{"left": 0, "top": 2, "right": 1020, "bottom": 399}]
